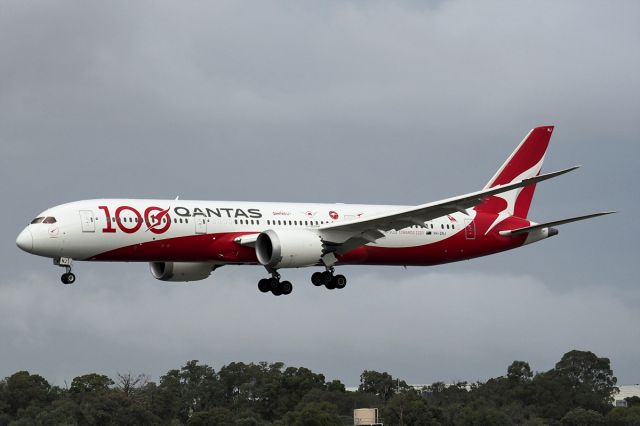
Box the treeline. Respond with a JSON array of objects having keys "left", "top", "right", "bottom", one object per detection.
[{"left": 1, "top": 350, "right": 639, "bottom": 425}]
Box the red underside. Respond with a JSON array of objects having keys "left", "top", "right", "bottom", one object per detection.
[{"left": 89, "top": 214, "right": 529, "bottom": 266}]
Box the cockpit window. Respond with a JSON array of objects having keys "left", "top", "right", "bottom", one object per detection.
[
  {"left": 43, "top": 217, "right": 57, "bottom": 224},
  {"left": 31, "top": 217, "right": 45, "bottom": 224}
]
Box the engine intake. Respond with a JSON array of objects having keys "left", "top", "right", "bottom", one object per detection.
[
  {"left": 255, "top": 229, "right": 323, "bottom": 268},
  {"left": 149, "top": 262, "right": 215, "bottom": 282}
]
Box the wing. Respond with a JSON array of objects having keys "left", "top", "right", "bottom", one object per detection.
[{"left": 319, "top": 166, "right": 579, "bottom": 256}]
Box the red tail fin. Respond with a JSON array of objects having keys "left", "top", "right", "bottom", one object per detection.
[{"left": 477, "top": 126, "right": 554, "bottom": 219}]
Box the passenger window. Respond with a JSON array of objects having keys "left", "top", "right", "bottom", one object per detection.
[{"left": 30, "top": 217, "right": 44, "bottom": 224}]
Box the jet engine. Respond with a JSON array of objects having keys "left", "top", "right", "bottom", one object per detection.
[
  {"left": 255, "top": 229, "right": 324, "bottom": 268},
  {"left": 149, "top": 261, "right": 215, "bottom": 282}
]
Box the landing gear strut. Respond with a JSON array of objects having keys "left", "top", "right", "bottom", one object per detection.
[
  {"left": 311, "top": 267, "right": 347, "bottom": 290},
  {"left": 55, "top": 257, "right": 76, "bottom": 285},
  {"left": 258, "top": 270, "right": 293, "bottom": 296}
]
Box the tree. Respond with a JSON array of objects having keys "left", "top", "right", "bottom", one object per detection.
[
  {"left": 625, "top": 396, "right": 640, "bottom": 407},
  {"left": 326, "top": 380, "right": 345, "bottom": 393},
  {"left": 4, "top": 371, "right": 52, "bottom": 416},
  {"left": 561, "top": 407, "right": 605, "bottom": 426},
  {"left": 115, "top": 372, "right": 149, "bottom": 399},
  {"left": 606, "top": 406, "right": 640, "bottom": 425},
  {"left": 69, "top": 373, "right": 114, "bottom": 396},
  {"left": 554, "top": 350, "right": 618, "bottom": 414},
  {"left": 276, "top": 401, "right": 342, "bottom": 426},
  {"left": 508, "top": 361, "right": 533, "bottom": 383},
  {"left": 187, "top": 407, "right": 234, "bottom": 425},
  {"left": 359, "top": 370, "right": 407, "bottom": 401},
  {"left": 383, "top": 390, "right": 442, "bottom": 426},
  {"left": 152, "top": 360, "right": 220, "bottom": 424}
]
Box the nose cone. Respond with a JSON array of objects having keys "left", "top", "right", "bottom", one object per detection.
[{"left": 16, "top": 228, "right": 33, "bottom": 253}]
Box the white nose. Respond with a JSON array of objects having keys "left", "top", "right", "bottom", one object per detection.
[{"left": 16, "top": 228, "right": 33, "bottom": 253}]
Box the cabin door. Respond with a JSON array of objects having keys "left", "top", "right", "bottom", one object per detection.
[{"left": 79, "top": 210, "right": 95, "bottom": 232}]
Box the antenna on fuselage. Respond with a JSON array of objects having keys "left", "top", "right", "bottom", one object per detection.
[{"left": 175, "top": 196, "right": 180, "bottom": 201}]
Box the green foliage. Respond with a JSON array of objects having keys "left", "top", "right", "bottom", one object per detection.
[
  {"left": 561, "top": 407, "right": 605, "bottom": 425},
  {"left": 383, "top": 390, "right": 443, "bottom": 425},
  {"left": 4, "top": 371, "right": 52, "bottom": 416},
  {"left": 0, "top": 350, "right": 629, "bottom": 425},
  {"left": 554, "top": 350, "right": 618, "bottom": 414},
  {"left": 358, "top": 370, "right": 408, "bottom": 401},
  {"left": 276, "top": 401, "right": 342, "bottom": 426},
  {"left": 606, "top": 406, "right": 640, "bottom": 425}
]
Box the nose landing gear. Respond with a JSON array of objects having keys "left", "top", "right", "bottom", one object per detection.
[
  {"left": 54, "top": 257, "right": 76, "bottom": 285},
  {"left": 61, "top": 271, "right": 76, "bottom": 285}
]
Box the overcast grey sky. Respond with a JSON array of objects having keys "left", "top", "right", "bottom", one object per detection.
[{"left": 1, "top": 0, "right": 638, "bottom": 387}]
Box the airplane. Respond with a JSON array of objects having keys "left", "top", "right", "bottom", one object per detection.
[{"left": 16, "top": 126, "right": 614, "bottom": 295}]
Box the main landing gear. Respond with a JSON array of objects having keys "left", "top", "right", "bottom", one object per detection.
[
  {"left": 55, "top": 257, "right": 76, "bottom": 285},
  {"left": 257, "top": 267, "right": 347, "bottom": 296},
  {"left": 258, "top": 271, "right": 293, "bottom": 296},
  {"left": 311, "top": 267, "right": 347, "bottom": 290}
]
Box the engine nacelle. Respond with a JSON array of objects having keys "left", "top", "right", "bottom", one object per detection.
[
  {"left": 255, "top": 229, "right": 323, "bottom": 268},
  {"left": 149, "top": 262, "right": 214, "bottom": 282}
]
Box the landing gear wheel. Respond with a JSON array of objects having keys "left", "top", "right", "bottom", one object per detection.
[
  {"left": 325, "top": 279, "right": 337, "bottom": 290},
  {"left": 61, "top": 273, "right": 76, "bottom": 285},
  {"left": 268, "top": 278, "right": 279, "bottom": 291},
  {"left": 320, "top": 271, "right": 333, "bottom": 285},
  {"left": 311, "top": 272, "right": 323, "bottom": 286},
  {"left": 333, "top": 274, "right": 347, "bottom": 289},
  {"left": 280, "top": 281, "right": 293, "bottom": 295},
  {"left": 258, "top": 278, "right": 270, "bottom": 293}
]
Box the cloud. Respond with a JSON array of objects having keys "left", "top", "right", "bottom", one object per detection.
[
  {"left": 0, "top": 0, "right": 637, "bottom": 391},
  {"left": 1, "top": 268, "right": 638, "bottom": 386}
]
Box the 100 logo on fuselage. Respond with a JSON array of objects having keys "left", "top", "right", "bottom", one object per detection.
[{"left": 98, "top": 205, "right": 263, "bottom": 234}]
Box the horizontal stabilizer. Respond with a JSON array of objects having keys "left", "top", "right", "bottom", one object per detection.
[{"left": 499, "top": 211, "right": 616, "bottom": 236}]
